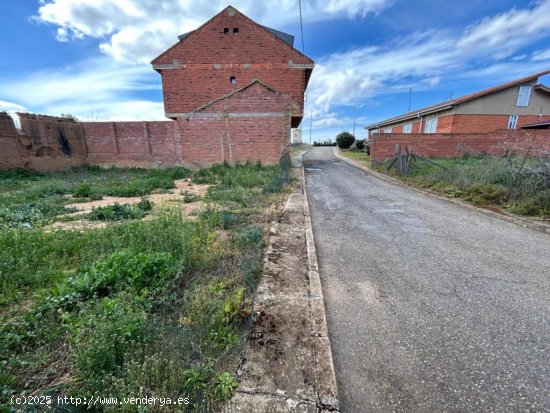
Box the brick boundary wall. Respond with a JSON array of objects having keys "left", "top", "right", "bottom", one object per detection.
[
  {"left": 0, "top": 112, "right": 87, "bottom": 171},
  {"left": 0, "top": 112, "right": 23, "bottom": 169},
  {"left": 82, "top": 120, "right": 181, "bottom": 168},
  {"left": 370, "top": 129, "right": 550, "bottom": 163},
  {"left": 1, "top": 115, "right": 290, "bottom": 171}
]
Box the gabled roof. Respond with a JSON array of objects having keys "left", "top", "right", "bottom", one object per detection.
[
  {"left": 534, "top": 83, "right": 550, "bottom": 95},
  {"left": 191, "top": 79, "right": 286, "bottom": 113},
  {"left": 153, "top": 5, "right": 312, "bottom": 65},
  {"left": 365, "top": 70, "right": 550, "bottom": 130},
  {"left": 262, "top": 26, "right": 294, "bottom": 47}
]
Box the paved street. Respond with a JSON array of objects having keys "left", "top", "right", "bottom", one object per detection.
[{"left": 304, "top": 147, "right": 550, "bottom": 412}]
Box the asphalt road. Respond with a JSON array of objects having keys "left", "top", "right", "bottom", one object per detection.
[{"left": 303, "top": 147, "right": 550, "bottom": 413}]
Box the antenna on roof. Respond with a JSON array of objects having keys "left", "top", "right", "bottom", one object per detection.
[{"left": 298, "top": 0, "right": 305, "bottom": 53}]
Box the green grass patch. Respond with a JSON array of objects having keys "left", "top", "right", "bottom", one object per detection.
[
  {"left": 380, "top": 154, "right": 550, "bottom": 218},
  {"left": 1, "top": 158, "right": 291, "bottom": 411},
  {"left": 338, "top": 149, "right": 370, "bottom": 166}
]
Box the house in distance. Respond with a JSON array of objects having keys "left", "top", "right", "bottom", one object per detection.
[
  {"left": 366, "top": 70, "right": 550, "bottom": 137},
  {"left": 151, "top": 5, "right": 314, "bottom": 166}
]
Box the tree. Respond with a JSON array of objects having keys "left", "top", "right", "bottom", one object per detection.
[{"left": 336, "top": 132, "right": 355, "bottom": 149}]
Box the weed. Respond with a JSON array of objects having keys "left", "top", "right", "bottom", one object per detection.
[
  {"left": 386, "top": 154, "right": 550, "bottom": 218},
  {"left": 88, "top": 199, "right": 153, "bottom": 221},
  {"left": 181, "top": 190, "right": 200, "bottom": 203},
  {"left": 214, "top": 372, "right": 239, "bottom": 401},
  {"left": 1, "top": 159, "right": 290, "bottom": 410},
  {"left": 67, "top": 294, "right": 148, "bottom": 393}
]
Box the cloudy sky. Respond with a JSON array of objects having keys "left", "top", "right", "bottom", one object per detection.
[{"left": 1, "top": 0, "right": 549, "bottom": 141}]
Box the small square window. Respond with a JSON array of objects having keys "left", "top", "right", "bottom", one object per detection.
[
  {"left": 230, "top": 76, "right": 236, "bottom": 84},
  {"left": 403, "top": 123, "right": 412, "bottom": 133},
  {"left": 233, "top": 28, "right": 239, "bottom": 34},
  {"left": 223, "top": 28, "right": 229, "bottom": 35}
]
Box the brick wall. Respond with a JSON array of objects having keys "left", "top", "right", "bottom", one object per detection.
[
  {"left": 0, "top": 113, "right": 87, "bottom": 171},
  {"left": 0, "top": 113, "right": 24, "bottom": 169},
  {"left": 370, "top": 129, "right": 550, "bottom": 162},
  {"left": 152, "top": 7, "right": 312, "bottom": 121},
  {"left": 2, "top": 82, "right": 291, "bottom": 171},
  {"left": 83, "top": 121, "right": 180, "bottom": 168},
  {"left": 436, "top": 114, "right": 453, "bottom": 133},
  {"left": 178, "top": 81, "right": 292, "bottom": 166},
  {"left": 447, "top": 114, "right": 550, "bottom": 133}
]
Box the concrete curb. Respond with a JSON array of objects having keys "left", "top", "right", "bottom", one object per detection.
[
  {"left": 301, "top": 149, "right": 341, "bottom": 412},
  {"left": 333, "top": 147, "right": 550, "bottom": 235}
]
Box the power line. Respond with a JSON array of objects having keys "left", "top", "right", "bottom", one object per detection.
[{"left": 298, "top": 0, "right": 305, "bottom": 53}]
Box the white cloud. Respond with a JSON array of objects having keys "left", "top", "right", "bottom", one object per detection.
[
  {"left": 457, "top": 0, "right": 550, "bottom": 59},
  {"left": 305, "top": 1, "right": 550, "bottom": 120},
  {"left": 19, "top": 0, "right": 550, "bottom": 130},
  {"left": 36, "top": 0, "right": 391, "bottom": 64},
  {"left": 0, "top": 58, "right": 165, "bottom": 121},
  {"left": 532, "top": 48, "right": 550, "bottom": 62},
  {"left": 0, "top": 100, "right": 29, "bottom": 113}
]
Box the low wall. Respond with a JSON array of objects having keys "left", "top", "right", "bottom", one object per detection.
[
  {"left": 0, "top": 113, "right": 23, "bottom": 169},
  {"left": 83, "top": 121, "right": 181, "bottom": 168},
  {"left": 1, "top": 111, "right": 291, "bottom": 171},
  {"left": 0, "top": 113, "right": 87, "bottom": 171},
  {"left": 370, "top": 130, "right": 550, "bottom": 162}
]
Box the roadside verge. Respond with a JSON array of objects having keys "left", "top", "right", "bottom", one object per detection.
[
  {"left": 231, "top": 152, "right": 340, "bottom": 412},
  {"left": 333, "top": 147, "right": 550, "bottom": 235}
]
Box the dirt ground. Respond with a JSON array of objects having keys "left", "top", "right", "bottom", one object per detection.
[
  {"left": 65, "top": 179, "right": 209, "bottom": 213},
  {"left": 48, "top": 179, "right": 210, "bottom": 231}
]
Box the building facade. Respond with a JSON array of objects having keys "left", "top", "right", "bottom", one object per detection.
[
  {"left": 151, "top": 6, "right": 314, "bottom": 166},
  {"left": 366, "top": 71, "right": 550, "bottom": 137}
]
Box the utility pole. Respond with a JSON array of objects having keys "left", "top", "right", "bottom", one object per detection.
[
  {"left": 352, "top": 120, "right": 356, "bottom": 137},
  {"left": 408, "top": 88, "right": 412, "bottom": 112}
]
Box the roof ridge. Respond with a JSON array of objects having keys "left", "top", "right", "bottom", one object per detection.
[{"left": 366, "top": 70, "right": 550, "bottom": 129}]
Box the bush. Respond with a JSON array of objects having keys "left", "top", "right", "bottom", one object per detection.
[
  {"left": 336, "top": 132, "right": 355, "bottom": 149},
  {"left": 463, "top": 183, "right": 507, "bottom": 205},
  {"left": 365, "top": 140, "right": 372, "bottom": 155},
  {"left": 67, "top": 250, "right": 176, "bottom": 298},
  {"left": 73, "top": 183, "right": 93, "bottom": 198},
  {"left": 355, "top": 139, "right": 365, "bottom": 151},
  {"left": 88, "top": 199, "right": 153, "bottom": 221}
]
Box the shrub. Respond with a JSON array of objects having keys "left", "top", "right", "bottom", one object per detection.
[
  {"left": 336, "top": 132, "right": 355, "bottom": 149},
  {"left": 463, "top": 183, "right": 507, "bottom": 205},
  {"left": 365, "top": 140, "right": 372, "bottom": 155},
  {"left": 508, "top": 190, "right": 550, "bottom": 217},
  {"left": 73, "top": 183, "right": 93, "bottom": 198},
  {"left": 355, "top": 139, "right": 365, "bottom": 151},
  {"left": 88, "top": 199, "right": 153, "bottom": 221},
  {"left": 67, "top": 250, "right": 176, "bottom": 298}
]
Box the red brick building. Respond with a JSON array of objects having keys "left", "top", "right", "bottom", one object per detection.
[
  {"left": 1, "top": 6, "right": 314, "bottom": 171},
  {"left": 151, "top": 5, "right": 314, "bottom": 166},
  {"left": 366, "top": 71, "right": 550, "bottom": 137}
]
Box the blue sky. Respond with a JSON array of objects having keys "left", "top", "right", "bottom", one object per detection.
[{"left": 0, "top": 0, "right": 549, "bottom": 142}]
